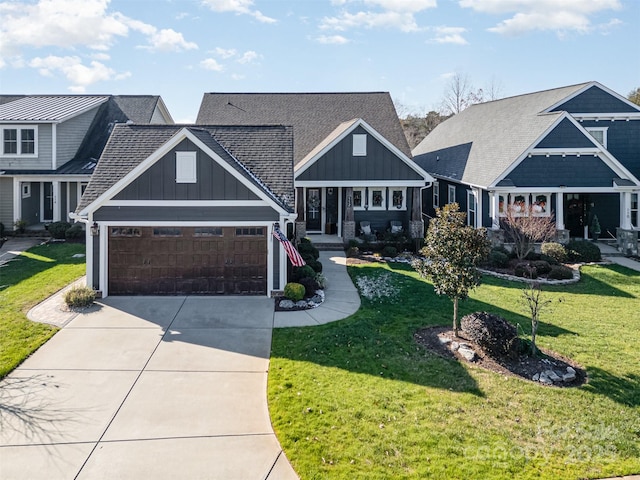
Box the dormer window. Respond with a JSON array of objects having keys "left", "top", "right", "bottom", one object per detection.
[
  {"left": 352, "top": 134, "right": 367, "bottom": 156},
  {"left": 1, "top": 126, "right": 37, "bottom": 156}
]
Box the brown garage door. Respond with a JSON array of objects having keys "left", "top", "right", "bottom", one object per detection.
[{"left": 108, "top": 226, "right": 267, "bottom": 295}]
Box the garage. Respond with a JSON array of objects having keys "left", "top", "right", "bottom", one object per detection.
[{"left": 108, "top": 226, "right": 267, "bottom": 295}]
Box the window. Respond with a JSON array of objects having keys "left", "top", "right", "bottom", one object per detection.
[
  {"left": 498, "top": 194, "right": 506, "bottom": 216},
  {"left": 467, "top": 190, "right": 476, "bottom": 227},
  {"left": 632, "top": 194, "right": 639, "bottom": 228},
  {"left": 352, "top": 188, "right": 365, "bottom": 210},
  {"left": 532, "top": 194, "right": 550, "bottom": 217},
  {"left": 111, "top": 227, "right": 141, "bottom": 237},
  {"left": 194, "top": 227, "right": 223, "bottom": 237},
  {"left": 448, "top": 185, "right": 456, "bottom": 204},
  {"left": 21, "top": 183, "right": 31, "bottom": 199},
  {"left": 390, "top": 188, "right": 406, "bottom": 210},
  {"left": 586, "top": 127, "right": 607, "bottom": 148},
  {"left": 176, "top": 151, "right": 197, "bottom": 183},
  {"left": 153, "top": 228, "right": 182, "bottom": 237},
  {"left": 352, "top": 134, "right": 367, "bottom": 156},
  {"left": 511, "top": 194, "right": 528, "bottom": 216},
  {"left": 236, "top": 227, "right": 264, "bottom": 236},
  {"left": 369, "top": 188, "right": 385, "bottom": 210},
  {"left": 2, "top": 126, "right": 36, "bottom": 156},
  {"left": 432, "top": 181, "right": 439, "bottom": 208}
]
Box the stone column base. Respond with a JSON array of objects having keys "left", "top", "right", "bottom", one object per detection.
[
  {"left": 295, "top": 221, "right": 306, "bottom": 242},
  {"left": 555, "top": 229, "right": 570, "bottom": 245},
  {"left": 486, "top": 229, "right": 505, "bottom": 248},
  {"left": 409, "top": 220, "right": 424, "bottom": 239},
  {"left": 616, "top": 228, "right": 638, "bottom": 256},
  {"left": 342, "top": 221, "right": 356, "bottom": 241}
]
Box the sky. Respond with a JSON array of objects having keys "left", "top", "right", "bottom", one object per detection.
[{"left": 0, "top": 0, "right": 638, "bottom": 123}]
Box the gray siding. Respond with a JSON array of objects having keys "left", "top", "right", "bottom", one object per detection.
[
  {"left": 508, "top": 155, "right": 617, "bottom": 188},
  {"left": 114, "top": 139, "right": 261, "bottom": 201},
  {"left": 0, "top": 124, "right": 52, "bottom": 170},
  {"left": 0, "top": 177, "right": 13, "bottom": 228},
  {"left": 56, "top": 107, "right": 99, "bottom": 167},
  {"left": 93, "top": 205, "right": 279, "bottom": 222},
  {"left": 535, "top": 118, "right": 595, "bottom": 149},
  {"left": 553, "top": 86, "right": 638, "bottom": 114},
  {"left": 297, "top": 126, "right": 423, "bottom": 182},
  {"left": 150, "top": 106, "right": 165, "bottom": 124}
]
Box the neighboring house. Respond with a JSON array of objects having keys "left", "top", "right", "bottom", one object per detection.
[
  {"left": 196, "top": 93, "right": 434, "bottom": 240},
  {"left": 0, "top": 95, "right": 173, "bottom": 231},
  {"left": 412, "top": 82, "right": 640, "bottom": 253},
  {"left": 73, "top": 124, "right": 295, "bottom": 297}
]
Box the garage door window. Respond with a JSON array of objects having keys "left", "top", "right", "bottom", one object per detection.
[
  {"left": 236, "top": 227, "right": 264, "bottom": 236},
  {"left": 153, "top": 227, "right": 182, "bottom": 237},
  {"left": 111, "top": 227, "right": 141, "bottom": 237},
  {"left": 194, "top": 227, "right": 223, "bottom": 237}
]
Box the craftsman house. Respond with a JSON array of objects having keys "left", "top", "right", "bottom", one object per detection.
[
  {"left": 412, "top": 82, "right": 640, "bottom": 253},
  {"left": 0, "top": 95, "right": 173, "bottom": 231},
  {"left": 196, "top": 93, "right": 434, "bottom": 241}
]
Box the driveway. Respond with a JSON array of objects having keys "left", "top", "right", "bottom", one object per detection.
[{"left": 0, "top": 296, "right": 298, "bottom": 479}]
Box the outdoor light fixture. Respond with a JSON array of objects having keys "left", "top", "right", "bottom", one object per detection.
[{"left": 90, "top": 222, "right": 99, "bottom": 236}]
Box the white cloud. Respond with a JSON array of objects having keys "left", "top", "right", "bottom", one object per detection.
[
  {"left": 431, "top": 26, "right": 468, "bottom": 45},
  {"left": 459, "top": 0, "right": 622, "bottom": 36},
  {"left": 237, "top": 50, "right": 260, "bottom": 64},
  {"left": 201, "top": 0, "right": 276, "bottom": 23},
  {"left": 320, "top": 0, "right": 436, "bottom": 32},
  {"left": 143, "top": 28, "right": 198, "bottom": 52},
  {"left": 316, "top": 35, "right": 350, "bottom": 44},
  {"left": 231, "top": 73, "right": 245, "bottom": 80},
  {"left": 29, "top": 55, "right": 128, "bottom": 91},
  {"left": 214, "top": 47, "right": 237, "bottom": 58},
  {"left": 200, "top": 58, "right": 225, "bottom": 71}
]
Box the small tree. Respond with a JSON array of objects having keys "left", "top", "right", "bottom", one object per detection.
[
  {"left": 502, "top": 205, "right": 557, "bottom": 260},
  {"left": 413, "top": 203, "right": 490, "bottom": 336},
  {"left": 521, "top": 282, "right": 553, "bottom": 356}
]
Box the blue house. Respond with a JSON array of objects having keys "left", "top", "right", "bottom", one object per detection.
[{"left": 412, "top": 82, "right": 640, "bottom": 253}]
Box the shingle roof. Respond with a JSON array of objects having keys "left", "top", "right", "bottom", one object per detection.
[
  {"left": 0, "top": 95, "right": 110, "bottom": 122},
  {"left": 196, "top": 92, "right": 411, "bottom": 165},
  {"left": 112, "top": 95, "right": 166, "bottom": 123},
  {"left": 412, "top": 82, "right": 592, "bottom": 188},
  {"left": 78, "top": 124, "right": 294, "bottom": 213}
]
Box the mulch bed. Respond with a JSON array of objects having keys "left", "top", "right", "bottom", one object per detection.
[{"left": 415, "top": 325, "right": 587, "bottom": 387}]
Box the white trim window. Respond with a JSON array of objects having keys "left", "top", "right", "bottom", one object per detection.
[
  {"left": 432, "top": 181, "right": 440, "bottom": 208},
  {"left": 2, "top": 126, "right": 37, "bottom": 156},
  {"left": 390, "top": 187, "right": 406, "bottom": 210},
  {"left": 532, "top": 194, "right": 551, "bottom": 217},
  {"left": 176, "top": 151, "right": 197, "bottom": 183},
  {"left": 510, "top": 194, "right": 529, "bottom": 217},
  {"left": 467, "top": 190, "right": 476, "bottom": 227},
  {"left": 448, "top": 185, "right": 456, "bottom": 205},
  {"left": 352, "top": 187, "right": 366, "bottom": 210},
  {"left": 586, "top": 127, "right": 608, "bottom": 148},
  {"left": 352, "top": 134, "right": 367, "bottom": 156},
  {"left": 21, "top": 183, "right": 31, "bottom": 199},
  {"left": 632, "top": 193, "right": 639, "bottom": 228},
  {"left": 368, "top": 187, "right": 386, "bottom": 210}
]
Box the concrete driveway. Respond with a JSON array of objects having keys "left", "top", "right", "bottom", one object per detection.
[{"left": 0, "top": 296, "right": 298, "bottom": 479}]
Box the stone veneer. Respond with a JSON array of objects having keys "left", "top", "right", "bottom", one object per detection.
[
  {"left": 616, "top": 228, "right": 638, "bottom": 256},
  {"left": 342, "top": 221, "right": 356, "bottom": 241}
]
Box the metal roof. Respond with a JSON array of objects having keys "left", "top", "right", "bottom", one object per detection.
[{"left": 0, "top": 95, "right": 110, "bottom": 122}]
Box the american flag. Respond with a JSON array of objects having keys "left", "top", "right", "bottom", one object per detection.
[{"left": 272, "top": 225, "right": 306, "bottom": 267}]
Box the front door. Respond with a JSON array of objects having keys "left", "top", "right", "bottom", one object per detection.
[
  {"left": 306, "top": 188, "right": 322, "bottom": 231},
  {"left": 325, "top": 187, "right": 338, "bottom": 234},
  {"left": 565, "top": 194, "right": 590, "bottom": 238},
  {"left": 43, "top": 182, "right": 54, "bottom": 222}
]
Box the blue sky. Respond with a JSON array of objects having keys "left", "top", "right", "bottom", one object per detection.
[{"left": 0, "top": 0, "right": 638, "bottom": 122}]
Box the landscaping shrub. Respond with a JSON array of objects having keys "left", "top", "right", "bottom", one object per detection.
[
  {"left": 524, "top": 251, "right": 541, "bottom": 261},
  {"left": 531, "top": 260, "right": 552, "bottom": 275},
  {"left": 307, "top": 259, "right": 323, "bottom": 273},
  {"left": 292, "top": 265, "right": 315, "bottom": 282},
  {"left": 382, "top": 231, "right": 408, "bottom": 251},
  {"left": 299, "top": 276, "right": 321, "bottom": 297},
  {"left": 539, "top": 253, "right": 559, "bottom": 265},
  {"left": 566, "top": 240, "right": 602, "bottom": 262},
  {"left": 381, "top": 245, "right": 398, "bottom": 258},
  {"left": 298, "top": 242, "right": 319, "bottom": 260},
  {"left": 314, "top": 273, "right": 327, "bottom": 289},
  {"left": 65, "top": 224, "right": 84, "bottom": 240},
  {"left": 64, "top": 286, "right": 96, "bottom": 308},
  {"left": 299, "top": 237, "right": 311, "bottom": 244},
  {"left": 541, "top": 242, "right": 567, "bottom": 263},
  {"left": 488, "top": 249, "right": 509, "bottom": 268},
  {"left": 548, "top": 265, "right": 574, "bottom": 280},
  {"left": 346, "top": 246, "right": 359, "bottom": 257},
  {"left": 514, "top": 262, "right": 538, "bottom": 279},
  {"left": 284, "top": 282, "right": 305, "bottom": 302},
  {"left": 48, "top": 221, "right": 71, "bottom": 239},
  {"left": 301, "top": 252, "right": 316, "bottom": 265},
  {"left": 460, "top": 311, "right": 520, "bottom": 359}
]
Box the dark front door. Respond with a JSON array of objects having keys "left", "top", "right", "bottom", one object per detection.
[
  {"left": 325, "top": 187, "right": 338, "bottom": 234},
  {"left": 43, "top": 182, "right": 54, "bottom": 222},
  {"left": 306, "top": 188, "right": 322, "bottom": 231},
  {"left": 565, "top": 194, "right": 590, "bottom": 238}
]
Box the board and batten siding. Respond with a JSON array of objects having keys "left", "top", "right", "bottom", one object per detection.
[
  {"left": 0, "top": 177, "right": 13, "bottom": 228},
  {"left": 0, "top": 124, "right": 52, "bottom": 170},
  {"left": 297, "top": 126, "right": 423, "bottom": 183},
  {"left": 56, "top": 107, "right": 100, "bottom": 167},
  {"left": 113, "top": 139, "right": 261, "bottom": 202}
]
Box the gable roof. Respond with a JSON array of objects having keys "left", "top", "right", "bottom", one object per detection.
[
  {"left": 77, "top": 124, "right": 294, "bottom": 214},
  {"left": 196, "top": 92, "right": 411, "bottom": 165},
  {"left": 412, "top": 82, "right": 599, "bottom": 188},
  {"left": 0, "top": 95, "right": 110, "bottom": 122}
]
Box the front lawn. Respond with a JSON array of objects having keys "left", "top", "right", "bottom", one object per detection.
[
  {"left": 0, "top": 242, "right": 86, "bottom": 378},
  {"left": 268, "top": 262, "right": 640, "bottom": 479}
]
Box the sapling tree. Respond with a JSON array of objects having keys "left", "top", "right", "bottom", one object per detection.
[
  {"left": 413, "top": 203, "right": 490, "bottom": 336},
  {"left": 502, "top": 205, "right": 557, "bottom": 260},
  {"left": 522, "top": 282, "right": 554, "bottom": 356}
]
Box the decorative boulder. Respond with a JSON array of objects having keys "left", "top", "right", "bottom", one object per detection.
[{"left": 460, "top": 311, "right": 520, "bottom": 359}]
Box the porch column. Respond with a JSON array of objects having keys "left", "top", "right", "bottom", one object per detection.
[
  {"left": 556, "top": 192, "right": 565, "bottom": 230},
  {"left": 343, "top": 187, "right": 355, "bottom": 241},
  {"left": 490, "top": 192, "right": 500, "bottom": 230},
  {"left": 52, "top": 181, "right": 61, "bottom": 222},
  {"left": 621, "top": 192, "right": 632, "bottom": 229},
  {"left": 475, "top": 188, "right": 483, "bottom": 229},
  {"left": 295, "top": 187, "right": 306, "bottom": 241},
  {"left": 409, "top": 187, "right": 424, "bottom": 239},
  {"left": 13, "top": 177, "right": 21, "bottom": 226}
]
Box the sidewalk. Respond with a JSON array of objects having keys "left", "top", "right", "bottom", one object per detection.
[{"left": 0, "top": 236, "right": 46, "bottom": 267}]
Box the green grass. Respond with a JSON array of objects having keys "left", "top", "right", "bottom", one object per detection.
[
  {"left": 268, "top": 262, "right": 640, "bottom": 479},
  {"left": 0, "top": 242, "right": 86, "bottom": 378}
]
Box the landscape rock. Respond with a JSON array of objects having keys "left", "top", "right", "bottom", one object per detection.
[
  {"left": 563, "top": 372, "right": 576, "bottom": 382},
  {"left": 438, "top": 336, "right": 452, "bottom": 345},
  {"left": 450, "top": 341, "right": 460, "bottom": 352},
  {"left": 566, "top": 366, "right": 576, "bottom": 375},
  {"left": 532, "top": 373, "right": 540, "bottom": 382},
  {"left": 295, "top": 300, "right": 308, "bottom": 308},
  {"left": 545, "top": 370, "right": 561, "bottom": 382},
  {"left": 279, "top": 299, "right": 295, "bottom": 309},
  {"left": 538, "top": 373, "right": 553, "bottom": 385},
  {"left": 458, "top": 346, "right": 476, "bottom": 362}
]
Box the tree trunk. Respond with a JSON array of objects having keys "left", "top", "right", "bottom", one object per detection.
[
  {"left": 453, "top": 297, "right": 459, "bottom": 337},
  {"left": 531, "top": 315, "right": 538, "bottom": 356}
]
